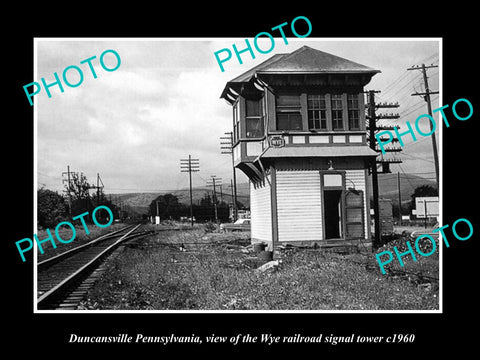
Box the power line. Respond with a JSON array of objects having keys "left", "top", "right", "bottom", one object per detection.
[
  {"left": 400, "top": 152, "right": 434, "bottom": 163},
  {"left": 407, "top": 63, "right": 439, "bottom": 186},
  {"left": 380, "top": 71, "right": 412, "bottom": 96},
  {"left": 398, "top": 164, "right": 417, "bottom": 191},
  {"left": 381, "top": 70, "right": 423, "bottom": 103}
]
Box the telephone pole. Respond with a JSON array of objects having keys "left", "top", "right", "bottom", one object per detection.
[
  {"left": 366, "top": 90, "right": 402, "bottom": 249},
  {"left": 180, "top": 155, "right": 200, "bottom": 226},
  {"left": 367, "top": 90, "right": 382, "bottom": 249},
  {"left": 95, "top": 173, "right": 104, "bottom": 206},
  {"left": 397, "top": 171, "right": 403, "bottom": 226},
  {"left": 62, "top": 165, "right": 72, "bottom": 217},
  {"left": 207, "top": 175, "right": 222, "bottom": 223},
  {"left": 220, "top": 131, "right": 238, "bottom": 221},
  {"left": 407, "top": 63, "right": 439, "bottom": 186}
]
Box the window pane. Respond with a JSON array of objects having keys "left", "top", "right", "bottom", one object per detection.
[
  {"left": 324, "top": 174, "right": 343, "bottom": 187},
  {"left": 277, "top": 113, "right": 302, "bottom": 130},
  {"left": 332, "top": 110, "right": 343, "bottom": 129},
  {"left": 320, "top": 116, "right": 327, "bottom": 129},
  {"left": 307, "top": 98, "right": 314, "bottom": 109},
  {"left": 277, "top": 114, "right": 290, "bottom": 130},
  {"left": 307, "top": 95, "right": 326, "bottom": 130},
  {"left": 345, "top": 190, "right": 364, "bottom": 239},
  {"left": 246, "top": 99, "right": 261, "bottom": 116},
  {"left": 307, "top": 95, "right": 326, "bottom": 109},
  {"left": 347, "top": 94, "right": 359, "bottom": 109},
  {"left": 320, "top": 97, "right": 326, "bottom": 108},
  {"left": 246, "top": 117, "right": 263, "bottom": 138},
  {"left": 349, "top": 110, "right": 360, "bottom": 130},
  {"left": 233, "top": 103, "right": 239, "bottom": 141},
  {"left": 331, "top": 94, "right": 342, "bottom": 110},
  {"left": 290, "top": 113, "right": 302, "bottom": 130}
]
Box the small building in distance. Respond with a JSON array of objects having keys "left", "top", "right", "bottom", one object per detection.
[{"left": 220, "top": 45, "right": 379, "bottom": 250}]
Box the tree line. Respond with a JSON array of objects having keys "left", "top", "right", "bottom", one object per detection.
[
  {"left": 148, "top": 192, "right": 245, "bottom": 223},
  {"left": 37, "top": 173, "right": 120, "bottom": 228}
]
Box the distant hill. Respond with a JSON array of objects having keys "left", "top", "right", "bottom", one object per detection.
[
  {"left": 112, "top": 173, "right": 436, "bottom": 216},
  {"left": 113, "top": 182, "right": 250, "bottom": 216},
  {"left": 371, "top": 172, "right": 437, "bottom": 207}
]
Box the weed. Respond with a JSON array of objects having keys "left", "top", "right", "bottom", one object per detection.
[{"left": 83, "top": 227, "right": 439, "bottom": 311}]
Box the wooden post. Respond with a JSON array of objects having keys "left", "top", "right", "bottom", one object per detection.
[
  {"left": 397, "top": 172, "right": 402, "bottom": 226},
  {"left": 368, "top": 90, "right": 382, "bottom": 249}
]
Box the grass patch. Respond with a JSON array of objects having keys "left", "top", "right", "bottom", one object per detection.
[
  {"left": 374, "top": 234, "right": 440, "bottom": 283},
  {"left": 82, "top": 228, "right": 439, "bottom": 311}
]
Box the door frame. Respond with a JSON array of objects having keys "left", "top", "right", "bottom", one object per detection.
[{"left": 320, "top": 170, "right": 346, "bottom": 240}]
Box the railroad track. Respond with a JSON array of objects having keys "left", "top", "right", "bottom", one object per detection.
[{"left": 37, "top": 223, "right": 152, "bottom": 310}]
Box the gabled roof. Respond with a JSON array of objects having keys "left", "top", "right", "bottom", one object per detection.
[
  {"left": 265, "top": 45, "right": 379, "bottom": 74},
  {"left": 221, "top": 46, "right": 380, "bottom": 100}
]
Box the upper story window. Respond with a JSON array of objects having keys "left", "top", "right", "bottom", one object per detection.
[
  {"left": 331, "top": 94, "right": 344, "bottom": 130},
  {"left": 276, "top": 95, "right": 302, "bottom": 131},
  {"left": 245, "top": 99, "right": 264, "bottom": 138},
  {"left": 233, "top": 101, "right": 240, "bottom": 142},
  {"left": 270, "top": 92, "right": 363, "bottom": 132},
  {"left": 307, "top": 95, "right": 327, "bottom": 130},
  {"left": 347, "top": 94, "right": 360, "bottom": 130}
]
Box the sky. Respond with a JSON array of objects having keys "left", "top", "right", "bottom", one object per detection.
[{"left": 35, "top": 38, "right": 440, "bottom": 195}]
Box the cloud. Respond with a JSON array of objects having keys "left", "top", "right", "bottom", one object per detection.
[{"left": 36, "top": 39, "right": 440, "bottom": 193}]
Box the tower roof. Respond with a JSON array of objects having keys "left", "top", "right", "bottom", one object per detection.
[{"left": 221, "top": 46, "right": 380, "bottom": 100}]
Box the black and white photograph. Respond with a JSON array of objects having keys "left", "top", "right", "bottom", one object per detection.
[{"left": 6, "top": 7, "right": 478, "bottom": 355}]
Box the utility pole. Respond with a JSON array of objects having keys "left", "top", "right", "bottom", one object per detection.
[
  {"left": 207, "top": 175, "right": 222, "bottom": 223},
  {"left": 372, "top": 103, "right": 403, "bottom": 174},
  {"left": 62, "top": 165, "right": 72, "bottom": 217},
  {"left": 180, "top": 155, "right": 200, "bottom": 227},
  {"left": 220, "top": 131, "right": 238, "bottom": 221},
  {"left": 155, "top": 200, "right": 160, "bottom": 224},
  {"left": 407, "top": 63, "right": 439, "bottom": 186},
  {"left": 95, "top": 173, "right": 104, "bottom": 206},
  {"left": 397, "top": 172, "right": 402, "bottom": 226},
  {"left": 230, "top": 179, "right": 235, "bottom": 221},
  {"left": 366, "top": 91, "right": 403, "bottom": 249},
  {"left": 367, "top": 90, "right": 382, "bottom": 249},
  {"left": 97, "top": 173, "right": 100, "bottom": 205}
]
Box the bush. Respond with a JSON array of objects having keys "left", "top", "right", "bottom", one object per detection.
[
  {"left": 37, "top": 188, "right": 67, "bottom": 228},
  {"left": 204, "top": 221, "right": 217, "bottom": 233}
]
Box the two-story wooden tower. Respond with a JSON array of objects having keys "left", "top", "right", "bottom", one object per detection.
[{"left": 220, "top": 45, "right": 380, "bottom": 250}]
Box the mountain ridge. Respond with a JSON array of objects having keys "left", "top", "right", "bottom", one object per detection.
[{"left": 113, "top": 173, "right": 435, "bottom": 215}]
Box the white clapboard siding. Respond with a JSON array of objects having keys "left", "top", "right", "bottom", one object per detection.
[
  {"left": 345, "top": 169, "right": 368, "bottom": 239},
  {"left": 276, "top": 170, "right": 323, "bottom": 241},
  {"left": 250, "top": 177, "right": 272, "bottom": 243}
]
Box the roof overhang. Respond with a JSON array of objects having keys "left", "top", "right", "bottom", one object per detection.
[{"left": 220, "top": 46, "right": 381, "bottom": 104}]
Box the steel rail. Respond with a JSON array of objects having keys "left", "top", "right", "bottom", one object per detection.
[
  {"left": 37, "top": 224, "right": 136, "bottom": 271},
  {"left": 37, "top": 224, "right": 142, "bottom": 310}
]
